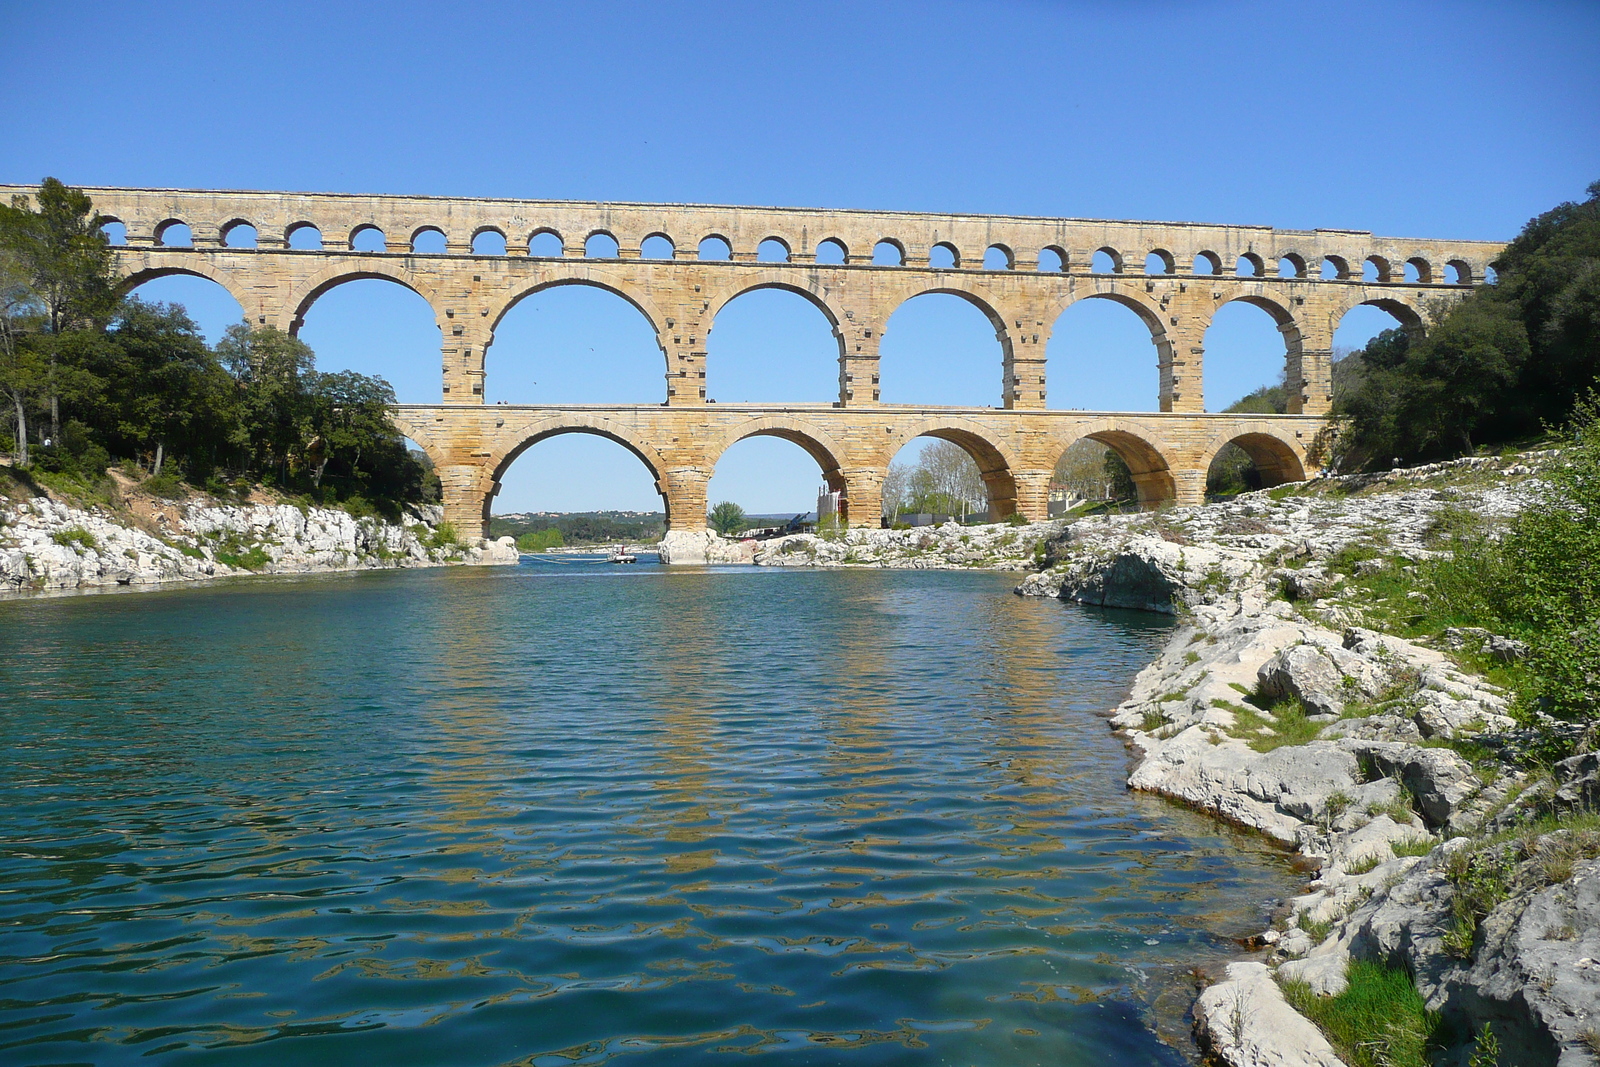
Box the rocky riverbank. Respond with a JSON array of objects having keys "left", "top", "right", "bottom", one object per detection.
[
  {"left": 0, "top": 468, "right": 518, "bottom": 593},
  {"left": 1015, "top": 454, "right": 1600, "bottom": 1066},
  {"left": 658, "top": 516, "right": 1061, "bottom": 568}
]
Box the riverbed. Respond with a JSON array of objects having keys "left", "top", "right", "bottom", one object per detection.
[{"left": 0, "top": 562, "right": 1302, "bottom": 1065}]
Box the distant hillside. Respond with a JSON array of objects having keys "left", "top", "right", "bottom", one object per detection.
[{"left": 489, "top": 511, "right": 666, "bottom": 545}]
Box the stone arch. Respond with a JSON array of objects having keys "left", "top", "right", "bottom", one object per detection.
[
  {"left": 886, "top": 281, "right": 1010, "bottom": 344},
  {"left": 525, "top": 227, "right": 563, "bottom": 256},
  {"left": 1236, "top": 252, "right": 1265, "bottom": 278},
  {"left": 640, "top": 231, "right": 676, "bottom": 259},
  {"left": 705, "top": 277, "right": 845, "bottom": 343},
  {"left": 348, "top": 223, "right": 385, "bottom": 252},
  {"left": 288, "top": 263, "right": 441, "bottom": 333},
  {"left": 489, "top": 273, "right": 666, "bottom": 340},
  {"left": 1198, "top": 427, "right": 1309, "bottom": 488},
  {"left": 705, "top": 416, "right": 848, "bottom": 492},
  {"left": 1331, "top": 293, "right": 1427, "bottom": 336},
  {"left": 756, "top": 235, "right": 792, "bottom": 262},
  {"left": 1046, "top": 288, "right": 1172, "bottom": 412},
  {"left": 385, "top": 409, "right": 449, "bottom": 472},
  {"left": 1053, "top": 287, "right": 1169, "bottom": 341},
  {"left": 285, "top": 220, "right": 322, "bottom": 249},
  {"left": 154, "top": 218, "right": 191, "bottom": 247},
  {"left": 1277, "top": 253, "right": 1308, "bottom": 279},
  {"left": 410, "top": 225, "right": 448, "bottom": 253},
  {"left": 220, "top": 218, "right": 258, "bottom": 247},
  {"left": 1364, "top": 255, "right": 1393, "bottom": 283},
  {"left": 487, "top": 418, "right": 672, "bottom": 527},
  {"left": 118, "top": 263, "right": 256, "bottom": 318},
  {"left": 1446, "top": 259, "right": 1475, "bottom": 285},
  {"left": 1054, "top": 423, "right": 1177, "bottom": 508},
  {"left": 1405, "top": 256, "right": 1433, "bottom": 284},
  {"left": 884, "top": 418, "right": 1021, "bottom": 518},
  {"left": 1145, "top": 249, "right": 1176, "bottom": 275}
]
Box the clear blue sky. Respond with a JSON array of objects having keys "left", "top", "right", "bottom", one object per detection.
[{"left": 4, "top": 2, "right": 1596, "bottom": 514}]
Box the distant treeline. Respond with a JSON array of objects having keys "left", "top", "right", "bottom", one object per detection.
[
  {"left": 490, "top": 511, "right": 667, "bottom": 545},
  {"left": 1, "top": 179, "right": 436, "bottom": 517}
]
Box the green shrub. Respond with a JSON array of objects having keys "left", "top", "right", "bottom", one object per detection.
[
  {"left": 51, "top": 527, "right": 97, "bottom": 551},
  {"left": 142, "top": 469, "right": 186, "bottom": 499},
  {"left": 426, "top": 522, "right": 461, "bottom": 550},
  {"left": 1282, "top": 960, "right": 1441, "bottom": 1067}
]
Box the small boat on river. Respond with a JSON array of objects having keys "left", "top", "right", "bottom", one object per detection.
[{"left": 608, "top": 545, "right": 638, "bottom": 564}]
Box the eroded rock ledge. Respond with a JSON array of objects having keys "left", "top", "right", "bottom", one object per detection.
[{"left": 1015, "top": 458, "right": 1600, "bottom": 1067}]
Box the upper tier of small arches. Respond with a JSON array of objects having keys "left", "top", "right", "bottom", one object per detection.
[{"left": 62, "top": 186, "right": 1500, "bottom": 289}]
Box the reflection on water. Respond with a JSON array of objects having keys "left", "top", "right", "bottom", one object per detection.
[{"left": 0, "top": 564, "right": 1299, "bottom": 1066}]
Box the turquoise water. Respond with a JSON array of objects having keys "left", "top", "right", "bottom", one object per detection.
[{"left": 0, "top": 563, "right": 1298, "bottom": 1065}]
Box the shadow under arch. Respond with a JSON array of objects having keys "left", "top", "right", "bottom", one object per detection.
[
  {"left": 119, "top": 264, "right": 255, "bottom": 321},
  {"left": 288, "top": 264, "right": 440, "bottom": 333},
  {"left": 885, "top": 418, "right": 1021, "bottom": 518},
  {"left": 706, "top": 416, "right": 848, "bottom": 492},
  {"left": 486, "top": 419, "right": 671, "bottom": 529},
  {"left": 1056, "top": 425, "right": 1177, "bottom": 509},
  {"left": 1199, "top": 427, "right": 1308, "bottom": 489}
]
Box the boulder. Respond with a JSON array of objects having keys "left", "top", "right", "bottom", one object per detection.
[
  {"left": 1343, "top": 741, "right": 1481, "bottom": 829},
  {"left": 1193, "top": 962, "right": 1346, "bottom": 1067},
  {"left": 1257, "top": 643, "right": 1387, "bottom": 717}
]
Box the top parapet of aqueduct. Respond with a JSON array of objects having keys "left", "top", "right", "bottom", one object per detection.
[{"left": 0, "top": 184, "right": 1505, "bottom": 285}]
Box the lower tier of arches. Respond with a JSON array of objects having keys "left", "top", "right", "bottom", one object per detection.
[{"left": 391, "top": 404, "right": 1324, "bottom": 539}]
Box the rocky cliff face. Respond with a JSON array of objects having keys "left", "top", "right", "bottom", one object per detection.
[
  {"left": 1, "top": 484, "right": 518, "bottom": 593},
  {"left": 1016, "top": 455, "right": 1599, "bottom": 1067}
]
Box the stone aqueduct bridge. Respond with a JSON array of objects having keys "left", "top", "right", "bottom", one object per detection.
[{"left": 7, "top": 185, "right": 1501, "bottom": 536}]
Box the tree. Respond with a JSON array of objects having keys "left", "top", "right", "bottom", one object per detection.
[
  {"left": 709, "top": 500, "right": 747, "bottom": 535},
  {"left": 0, "top": 247, "right": 42, "bottom": 464}
]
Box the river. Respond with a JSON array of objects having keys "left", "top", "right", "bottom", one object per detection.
[{"left": 0, "top": 562, "right": 1301, "bottom": 1065}]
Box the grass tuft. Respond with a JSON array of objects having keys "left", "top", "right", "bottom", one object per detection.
[{"left": 1281, "top": 960, "right": 1441, "bottom": 1067}]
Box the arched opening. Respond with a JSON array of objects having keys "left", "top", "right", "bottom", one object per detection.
[
  {"left": 641, "top": 234, "right": 675, "bottom": 260},
  {"left": 1037, "top": 246, "right": 1064, "bottom": 272},
  {"left": 1278, "top": 255, "right": 1306, "bottom": 279},
  {"left": 1052, "top": 431, "right": 1174, "bottom": 511},
  {"left": 1236, "top": 254, "right": 1263, "bottom": 278},
  {"left": 1092, "top": 248, "right": 1121, "bottom": 274},
  {"left": 412, "top": 228, "right": 447, "bottom": 254},
  {"left": 698, "top": 235, "right": 731, "bottom": 261},
  {"left": 1483, "top": 265, "right": 1498, "bottom": 285},
  {"left": 1445, "top": 260, "right": 1473, "bottom": 285},
  {"left": 473, "top": 230, "right": 508, "bottom": 256},
  {"left": 223, "top": 221, "right": 258, "bottom": 249},
  {"left": 488, "top": 283, "right": 663, "bottom": 404},
  {"left": 983, "top": 245, "right": 1012, "bottom": 270},
  {"left": 1206, "top": 433, "right": 1306, "bottom": 498},
  {"left": 296, "top": 277, "right": 443, "bottom": 404},
  {"left": 350, "top": 225, "right": 384, "bottom": 253},
  {"left": 1321, "top": 255, "right": 1350, "bottom": 281},
  {"left": 1329, "top": 300, "right": 1424, "bottom": 402},
  {"left": 1192, "top": 251, "right": 1220, "bottom": 276},
  {"left": 1145, "top": 250, "right": 1174, "bottom": 276},
  {"left": 157, "top": 220, "right": 192, "bottom": 247},
  {"left": 1404, "top": 257, "right": 1432, "bottom": 284},
  {"left": 528, "top": 230, "right": 562, "bottom": 257},
  {"left": 883, "top": 431, "right": 1014, "bottom": 524},
  {"left": 873, "top": 240, "right": 904, "bottom": 266},
  {"left": 1047, "top": 296, "right": 1163, "bottom": 412},
  {"left": 493, "top": 431, "right": 667, "bottom": 543},
  {"left": 101, "top": 220, "right": 126, "bottom": 245},
  {"left": 756, "top": 238, "right": 789, "bottom": 263},
  {"left": 708, "top": 433, "right": 840, "bottom": 531},
  {"left": 584, "top": 232, "right": 618, "bottom": 259},
  {"left": 1363, "top": 256, "right": 1392, "bottom": 283},
  {"left": 815, "top": 238, "right": 847, "bottom": 265},
  {"left": 929, "top": 242, "right": 959, "bottom": 270},
  {"left": 708, "top": 287, "right": 841, "bottom": 404},
  {"left": 878, "top": 292, "right": 1004, "bottom": 406},
  {"left": 123, "top": 272, "right": 244, "bottom": 346},
  {"left": 287, "top": 224, "right": 322, "bottom": 251},
  {"left": 1203, "top": 300, "right": 1290, "bottom": 412}
]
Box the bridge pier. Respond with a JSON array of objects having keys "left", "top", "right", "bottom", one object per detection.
[
  {"left": 840, "top": 467, "right": 885, "bottom": 527},
  {"left": 437, "top": 463, "right": 496, "bottom": 536}
]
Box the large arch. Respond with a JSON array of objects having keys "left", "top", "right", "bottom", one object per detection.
[
  {"left": 119, "top": 264, "right": 254, "bottom": 324},
  {"left": 295, "top": 276, "right": 444, "bottom": 404},
  {"left": 882, "top": 418, "right": 1020, "bottom": 518},
  {"left": 1202, "top": 293, "right": 1300, "bottom": 412},
  {"left": 705, "top": 281, "right": 846, "bottom": 403},
  {"left": 1052, "top": 424, "right": 1177, "bottom": 508},
  {"left": 1198, "top": 427, "right": 1309, "bottom": 489},
  {"left": 486, "top": 419, "right": 671, "bottom": 528},
  {"left": 1047, "top": 291, "right": 1169, "bottom": 411},
  {"left": 878, "top": 286, "right": 1011, "bottom": 406},
  {"left": 486, "top": 279, "right": 668, "bottom": 404},
  {"left": 288, "top": 263, "right": 441, "bottom": 333},
  {"left": 706, "top": 422, "right": 846, "bottom": 520}
]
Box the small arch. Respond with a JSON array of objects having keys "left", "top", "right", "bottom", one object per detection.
[
  {"left": 1363, "top": 256, "right": 1392, "bottom": 283},
  {"left": 1191, "top": 251, "right": 1221, "bottom": 276},
  {"left": 528, "top": 229, "right": 563, "bottom": 257},
  {"left": 1036, "top": 246, "right": 1065, "bottom": 272},
  {"left": 1092, "top": 248, "right": 1122, "bottom": 274},
  {"left": 222, "top": 220, "right": 258, "bottom": 248},
  {"left": 1277, "top": 254, "right": 1306, "bottom": 279},
  {"left": 756, "top": 237, "right": 790, "bottom": 263},
  {"left": 1204, "top": 432, "right": 1306, "bottom": 493},
  {"left": 1445, "top": 260, "right": 1473, "bottom": 285},
  {"left": 1320, "top": 255, "right": 1350, "bottom": 281},
  {"left": 349, "top": 225, "right": 385, "bottom": 253},
  {"left": 411, "top": 227, "right": 447, "bottom": 255},
  {"left": 698, "top": 235, "right": 732, "bottom": 261},
  {"left": 1404, "top": 257, "right": 1432, "bottom": 284},
  {"left": 473, "top": 229, "right": 508, "bottom": 256},
  {"left": 983, "top": 245, "right": 1012, "bottom": 270},
  {"left": 1236, "top": 253, "right": 1264, "bottom": 278},
  {"left": 930, "top": 242, "right": 960, "bottom": 270},
  {"left": 584, "top": 231, "right": 619, "bottom": 259},
  {"left": 640, "top": 233, "right": 675, "bottom": 260},
  {"left": 815, "top": 238, "right": 847, "bottom": 265},
  {"left": 1483, "top": 265, "right": 1498, "bottom": 285},
  {"left": 287, "top": 223, "right": 323, "bottom": 251},
  {"left": 1145, "top": 250, "right": 1174, "bottom": 276},
  {"left": 101, "top": 219, "right": 126, "bottom": 245},
  {"left": 873, "top": 240, "right": 905, "bottom": 266},
  {"left": 156, "top": 220, "right": 192, "bottom": 247}
]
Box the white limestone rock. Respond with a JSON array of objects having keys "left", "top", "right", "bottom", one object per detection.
[{"left": 1194, "top": 962, "right": 1347, "bottom": 1067}]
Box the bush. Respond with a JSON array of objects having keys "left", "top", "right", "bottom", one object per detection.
[
  {"left": 142, "top": 469, "right": 186, "bottom": 499},
  {"left": 51, "top": 527, "right": 97, "bottom": 551},
  {"left": 426, "top": 522, "right": 461, "bottom": 550}
]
